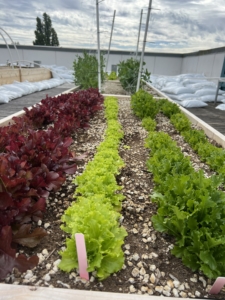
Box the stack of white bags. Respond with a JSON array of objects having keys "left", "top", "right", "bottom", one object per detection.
[
  {"left": 0, "top": 65, "right": 75, "bottom": 104},
  {"left": 150, "top": 74, "right": 225, "bottom": 110}
]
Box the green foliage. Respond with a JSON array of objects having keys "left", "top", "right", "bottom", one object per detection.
[
  {"left": 170, "top": 113, "right": 191, "bottom": 132},
  {"left": 33, "top": 13, "right": 59, "bottom": 46},
  {"left": 73, "top": 51, "right": 105, "bottom": 89},
  {"left": 118, "top": 58, "right": 150, "bottom": 94},
  {"left": 133, "top": 92, "right": 225, "bottom": 278},
  {"left": 145, "top": 130, "right": 225, "bottom": 278},
  {"left": 159, "top": 99, "right": 180, "bottom": 118},
  {"left": 142, "top": 117, "right": 156, "bottom": 132},
  {"left": 107, "top": 71, "right": 117, "bottom": 80},
  {"left": 131, "top": 89, "right": 159, "bottom": 119},
  {"left": 59, "top": 96, "right": 127, "bottom": 279},
  {"left": 182, "top": 129, "right": 208, "bottom": 151},
  {"left": 59, "top": 196, "right": 127, "bottom": 280},
  {"left": 157, "top": 98, "right": 225, "bottom": 184}
]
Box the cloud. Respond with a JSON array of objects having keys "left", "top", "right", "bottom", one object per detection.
[{"left": 0, "top": 0, "right": 224, "bottom": 53}]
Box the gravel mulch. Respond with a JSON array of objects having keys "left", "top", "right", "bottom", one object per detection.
[{"left": 2, "top": 81, "right": 225, "bottom": 299}]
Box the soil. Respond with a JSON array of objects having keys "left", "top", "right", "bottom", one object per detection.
[{"left": 2, "top": 80, "right": 225, "bottom": 299}]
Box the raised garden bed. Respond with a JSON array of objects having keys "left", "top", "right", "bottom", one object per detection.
[{"left": 1, "top": 81, "right": 225, "bottom": 299}]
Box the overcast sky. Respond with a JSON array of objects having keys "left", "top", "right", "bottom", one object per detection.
[{"left": 0, "top": 0, "right": 225, "bottom": 54}]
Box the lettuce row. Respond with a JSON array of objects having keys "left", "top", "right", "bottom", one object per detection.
[
  {"left": 132, "top": 89, "right": 225, "bottom": 184},
  {"left": 59, "top": 96, "right": 127, "bottom": 280},
  {"left": 131, "top": 90, "right": 225, "bottom": 279},
  {"left": 160, "top": 100, "right": 225, "bottom": 184},
  {"left": 145, "top": 131, "right": 225, "bottom": 279}
]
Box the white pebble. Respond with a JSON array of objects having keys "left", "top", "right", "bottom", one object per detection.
[
  {"left": 180, "top": 291, "right": 188, "bottom": 298},
  {"left": 173, "top": 280, "right": 180, "bottom": 288},
  {"left": 43, "top": 274, "right": 51, "bottom": 282},
  {"left": 132, "top": 253, "right": 140, "bottom": 261},
  {"left": 141, "top": 286, "right": 148, "bottom": 292},
  {"left": 163, "top": 290, "right": 171, "bottom": 297},
  {"left": 149, "top": 264, "right": 156, "bottom": 271},
  {"left": 128, "top": 278, "right": 135, "bottom": 283},
  {"left": 199, "top": 276, "right": 206, "bottom": 287},
  {"left": 57, "top": 280, "right": 70, "bottom": 289},
  {"left": 195, "top": 291, "right": 201, "bottom": 297},
  {"left": 150, "top": 273, "right": 156, "bottom": 284},
  {"left": 167, "top": 280, "right": 174, "bottom": 288},
  {"left": 178, "top": 284, "right": 185, "bottom": 291},
  {"left": 129, "top": 285, "right": 136, "bottom": 293},
  {"left": 172, "top": 288, "right": 179, "bottom": 297},
  {"left": 42, "top": 249, "right": 49, "bottom": 256},
  {"left": 131, "top": 268, "right": 139, "bottom": 277},
  {"left": 44, "top": 223, "right": 50, "bottom": 229},
  {"left": 148, "top": 288, "right": 153, "bottom": 295},
  {"left": 46, "top": 263, "right": 51, "bottom": 270},
  {"left": 155, "top": 286, "right": 163, "bottom": 293},
  {"left": 38, "top": 220, "right": 42, "bottom": 226},
  {"left": 53, "top": 259, "right": 61, "bottom": 266},
  {"left": 140, "top": 267, "right": 146, "bottom": 276}
]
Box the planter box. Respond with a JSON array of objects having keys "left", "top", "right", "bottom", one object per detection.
[{"left": 0, "top": 67, "right": 52, "bottom": 85}]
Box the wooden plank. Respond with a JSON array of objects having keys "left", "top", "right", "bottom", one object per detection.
[
  {"left": 0, "top": 68, "right": 51, "bottom": 85},
  {"left": 0, "top": 69, "right": 20, "bottom": 85},
  {"left": 21, "top": 68, "right": 52, "bottom": 82},
  {"left": 0, "top": 284, "right": 205, "bottom": 300}
]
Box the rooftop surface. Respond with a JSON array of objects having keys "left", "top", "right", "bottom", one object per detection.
[
  {"left": 0, "top": 83, "right": 75, "bottom": 120},
  {"left": 186, "top": 103, "right": 225, "bottom": 136}
]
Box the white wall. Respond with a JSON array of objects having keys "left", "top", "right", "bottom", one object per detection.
[
  {"left": 181, "top": 52, "right": 225, "bottom": 78},
  {"left": 1, "top": 45, "right": 225, "bottom": 78}
]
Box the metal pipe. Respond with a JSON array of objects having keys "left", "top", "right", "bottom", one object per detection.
[
  {"left": 105, "top": 10, "right": 116, "bottom": 73},
  {"left": 0, "top": 27, "right": 21, "bottom": 71},
  {"left": 135, "top": 9, "right": 143, "bottom": 59},
  {"left": 0, "top": 32, "right": 14, "bottom": 69},
  {"left": 136, "top": 0, "right": 152, "bottom": 92},
  {"left": 96, "top": 0, "right": 101, "bottom": 93}
]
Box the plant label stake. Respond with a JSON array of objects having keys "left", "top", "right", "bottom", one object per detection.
[
  {"left": 209, "top": 277, "right": 225, "bottom": 294},
  {"left": 75, "top": 233, "right": 89, "bottom": 280}
]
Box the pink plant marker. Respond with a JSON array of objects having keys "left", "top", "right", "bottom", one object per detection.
[
  {"left": 209, "top": 277, "right": 225, "bottom": 294},
  {"left": 75, "top": 233, "right": 89, "bottom": 280}
]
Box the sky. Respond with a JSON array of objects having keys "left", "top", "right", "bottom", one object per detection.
[{"left": 0, "top": 0, "right": 225, "bottom": 54}]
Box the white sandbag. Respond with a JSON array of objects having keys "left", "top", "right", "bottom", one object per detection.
[
  {"left": 0, "top": 93, "right": 10, "bottom": 103},
  {"left": 176, "top": 93, "right": 195, "bottom": 101},
  {"left": 23, "top": 81, "right": 39, "bottom": 93},
  {"left": 164, "top": 81, "right": 180, "bottom": 88},
  {"left": 2, "top": 90, "right": 19, "bottom": 101},
  {"left": 180, "top": 100, "right": 208, "bottom": 108},
  {"left": 2, "top": 84, "right": 24, "bottom": 98},
  {"left": 215, "top": 104, "right": 225, "bottom": 110},
  {"left": 182, "top": 79, "right": 208, "bottom": 86},
  {"left": 189, "top": 82, "right": 216, "bottom": 90},
  {"left": 31, "top": 82, "right": 43, "bottom": 92},
  {"left": 161, "top": 86, "right": 195, "bottom": 95},
  {"left": 164, "top": 93, "right": 193, "bottom": 101},
  {"left": 13, "top": 81, "right": 31, "bottom": 95},
  {"left": 195, "top": 88, "right": 224, "bottom": 97},
  {"left": 199, "top": 95, "right": 225, "bottom": 102}
]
